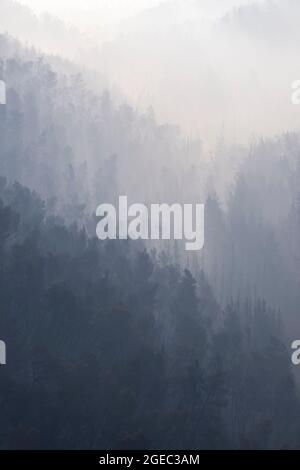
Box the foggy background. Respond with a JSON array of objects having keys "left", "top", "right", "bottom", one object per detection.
[
  {"left": 2, "top": 0, "right": 294, "bottom": 149},
  {"left": 1, "top": 0, "right": 300, "bottom": 450}
]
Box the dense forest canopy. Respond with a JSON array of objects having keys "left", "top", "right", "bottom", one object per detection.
[{"left": 0, "top": 0, "right": 300, "bottom": 450}]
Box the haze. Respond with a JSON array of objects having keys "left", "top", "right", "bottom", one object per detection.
[
  {"left": 1, "top": 0, "right": 299, "bottom": 150},
  {"left": 17, "top": 1, "right": 262, "bottom": 31}
]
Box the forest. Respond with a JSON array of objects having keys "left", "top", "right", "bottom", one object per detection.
[{"left": 0, "top": 0, "right": 300, "bottom": 450}]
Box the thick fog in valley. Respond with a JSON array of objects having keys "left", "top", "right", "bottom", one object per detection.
[{"left": 1, "top": 0, "right": 300, "bottom": 450}]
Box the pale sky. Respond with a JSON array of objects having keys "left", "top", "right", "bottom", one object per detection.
[
  {"left": 17, "top": 0, "right": 165, "bottom": 29},
  {"left": 16, "top": 0, "right": 261, "bottom": 31}
]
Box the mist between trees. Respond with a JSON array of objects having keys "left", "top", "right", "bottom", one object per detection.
[{"left": 1, "top": 0, "right": 300, "bottom": 450}]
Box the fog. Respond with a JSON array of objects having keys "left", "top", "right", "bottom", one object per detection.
[
  {"left": 17, "top": 1, "right": 262, "bottom": 30},
  {"left": 1, "top": 0, "right": 300, "bottom": 451},
  {"left": 1, "top": 0, "right": 297, "bottom": 149},
  {"left": 1, "top": 0, "right": 300, "bottom": 312}
]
